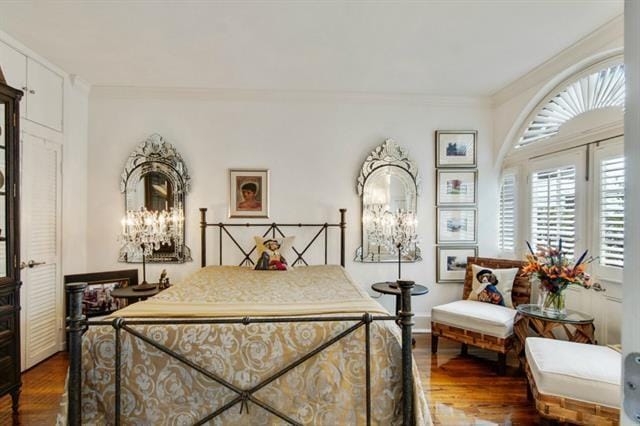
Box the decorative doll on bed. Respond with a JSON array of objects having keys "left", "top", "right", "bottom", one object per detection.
[
  {"left": 475, "top": 269, "right": 505, "bottom": 306},
  {"left": 255, "top": 238, "right": 289, "bottom": 271}
]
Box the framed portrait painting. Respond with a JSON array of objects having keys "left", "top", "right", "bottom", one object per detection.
[
  {"left": 436, "top": 246, "right": 478, "bottom": 283},
  {"left": 437, "top": 170, "right": 477, "bottom": 205},
  {"left": 435, "top": 130, "right": 477, "bottom": 168},
  {"left": 229, "top": 169, "right": 269, "bottom": 218},
  {"left": 436, "top": 207, "right": 477, "bottom": 244}
]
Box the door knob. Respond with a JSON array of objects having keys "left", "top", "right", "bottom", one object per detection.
[{"left": 19, "top": 260, "right": 46, "bottom": 269}]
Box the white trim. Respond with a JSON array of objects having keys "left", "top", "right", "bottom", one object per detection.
[
  {"left": 90, "top": 85, "right": 492, "bottom": 107},
  {"left": 413, "top": 314, "right": 430, "bottom": 334}
]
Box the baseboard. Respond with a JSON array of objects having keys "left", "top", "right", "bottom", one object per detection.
[{"left": 413, "top": 314, "right": 430, "bottom": 334}]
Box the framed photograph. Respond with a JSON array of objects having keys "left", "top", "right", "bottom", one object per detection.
[
  {"left": 64, "top": 269, "right": 138, "bottom": 318},
  {"left": 229, "top": 169, "right": 269, "bottom": 218},
  {"left": 437, "top": 207, "right": 477, "bottom": 244},
  {"left": 437, "top": 246, "right": 478, "bottom": 283},
  {"left": 435, "top": 130, "right": 477, "bottom": 168},
  {"left": 437, "top": 170, "right": 477, "bottom": 205}
]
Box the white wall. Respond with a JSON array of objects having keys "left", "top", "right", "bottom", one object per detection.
[
  {"left": 87, "top": 87, "right": 498, "bottom": 330},
  {"left": 62, "top": 76, "right": 90, "bottom": 275}
]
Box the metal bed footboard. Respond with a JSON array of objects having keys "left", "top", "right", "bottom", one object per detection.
[{"left": 66, "top": 281, "right": 416, "bottom": 426}]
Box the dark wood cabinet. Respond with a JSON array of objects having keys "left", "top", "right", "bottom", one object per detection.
[{"left": 0, "top": 70, "right": 23, "bottom": 413}]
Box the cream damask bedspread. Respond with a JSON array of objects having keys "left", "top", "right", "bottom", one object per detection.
[{"left": 76, "top": 265, "right": 431, "bottom": 425}]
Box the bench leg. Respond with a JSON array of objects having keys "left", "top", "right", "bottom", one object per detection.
[
  {"left": 431, "top": 334, "right": 438, "bottom": 354},
  {"left": 460, "top": 343, "right": 468, "bottom": 356},
  {"left": 497, "top": 352, "right": 507, "bottom": 376}
]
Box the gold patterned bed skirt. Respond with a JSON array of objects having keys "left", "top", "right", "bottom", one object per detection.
[{"left": 66, "top": 266, "right": 431, "bottom": 425}]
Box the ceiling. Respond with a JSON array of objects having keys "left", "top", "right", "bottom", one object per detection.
[{"left": 0, "top": 1, "right": 623, "bottom": 96}]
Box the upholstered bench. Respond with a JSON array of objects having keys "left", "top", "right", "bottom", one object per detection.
[
  {"left": 525, "top": 337, "right": 621, "bottom": 425},
  {"left": 431, "top": 300, "right": 517, "bottom": 344}
]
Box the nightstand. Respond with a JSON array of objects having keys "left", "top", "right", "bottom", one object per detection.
[
  {"left": 371, "top": 281, "right": 429, "bottom": 346},
  {"left": 111, "top": 284, "right": 162, "bottom": 303}
]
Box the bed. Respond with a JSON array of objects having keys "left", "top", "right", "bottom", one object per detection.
[{"left": 64, "top": 209, "right": 431, "bottom": 425}]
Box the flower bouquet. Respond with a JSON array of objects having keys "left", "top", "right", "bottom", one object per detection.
[{"left": 522, "top": 240, "right": 595, "bottom": 315}]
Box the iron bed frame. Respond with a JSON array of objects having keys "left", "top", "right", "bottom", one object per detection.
[{"left": 66, "top": 208, "right": 416, "bottom": 425}]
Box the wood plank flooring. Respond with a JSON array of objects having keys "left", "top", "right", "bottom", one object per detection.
[{"left": 0, "top": 335, "right": 541, "bottom": 425}]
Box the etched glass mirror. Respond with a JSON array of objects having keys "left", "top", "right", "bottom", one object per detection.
[
  {"left": 119, "top": 134, "right": 192, "bottom": 263},
  {"left": 356, "top": 139, "right": 421, "bottom": 262}
]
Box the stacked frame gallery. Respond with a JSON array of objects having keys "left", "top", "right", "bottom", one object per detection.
[{"left": 435, "top": 130, "right": 479, "bottom": 283}]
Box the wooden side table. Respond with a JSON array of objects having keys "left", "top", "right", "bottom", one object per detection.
[
  {"left": 111, "top": 284, "right": 161, "bottom": 303},
  {"left": 371, "top": 281, "right": 429, "bottom": 346},
  {"left": 513, "top": 303, "right": 595, "bottom": 367}
]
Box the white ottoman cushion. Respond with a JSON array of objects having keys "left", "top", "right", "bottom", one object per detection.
[
  {"left": 525, "top": 337, "right": 621, "bottom": 408},
  {"left": 431, "top": 300, "right": 517, "bottom": 339}
]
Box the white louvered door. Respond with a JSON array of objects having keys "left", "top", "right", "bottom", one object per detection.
[
  {"left": 20, "top": 133, "right": 62, "bottom": 369},
  {"left": 527, "top": 149, "right": 587, "bottom": 314}
]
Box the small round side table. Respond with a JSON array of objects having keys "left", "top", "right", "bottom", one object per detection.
[
  {"left": 111, "top": 284, "right": 160, "bottom": 303},
  {"left": 371, "top": 282, "right": 429, "bottom": 347},
  {"left": 371, "top": 282, "right": 429, "bottom": 315},
  {"left": 513, "top": 303, "right": 595, "bottom": 366}
]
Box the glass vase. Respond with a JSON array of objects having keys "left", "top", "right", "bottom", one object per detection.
[{"left": 540, "top": 288, "right": 566, "bottom": 315}]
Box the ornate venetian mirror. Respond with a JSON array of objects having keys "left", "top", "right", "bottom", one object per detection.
[
  {"left": 355, "top": 139, "right": 421, "bottom": 263},
  {"left": 119, "top": 134, "right": 192, "bottom": 263}
]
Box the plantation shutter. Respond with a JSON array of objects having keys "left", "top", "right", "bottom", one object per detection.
[
  {"left": 498, "top": 173, "right": 516, "bottom": 252},
  {"left": 599, "top": 156, "right": 625, "bottom": 268},
  {"left": 530, "top": 165, "right": 576, "bottom": 258}
]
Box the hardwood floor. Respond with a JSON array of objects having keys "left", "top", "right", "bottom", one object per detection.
[
  {"left": 0, "top": 352, "right": 68, "bottom": 425},
  {"left": 0, "top": 335, "right": 541, "bottom": 425}
]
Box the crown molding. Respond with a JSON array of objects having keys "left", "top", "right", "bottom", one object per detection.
[
  {"left": 69, "top": 74, "right": 91, "bottom": 94},
  {"left": 491, "top": 14, "right": 624, "bottom": 107},
  {"left": 90, "top": 85, "right": 492, "bottom": 108}
]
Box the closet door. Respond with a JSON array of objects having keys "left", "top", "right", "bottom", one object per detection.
[{"left": 20, "top": 133, "right": 62, "bottom": 369}]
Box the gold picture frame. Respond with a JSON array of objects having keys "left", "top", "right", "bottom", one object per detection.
[{"left": 229, "top": 168, "right": 270, "bottom": 218}]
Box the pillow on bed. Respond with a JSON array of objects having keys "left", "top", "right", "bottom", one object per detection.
[
  {"left": 467, "top": 264, "right": 519, "bottom": 308},
  {"left": 254, "top": 236, "right": 295, "bottom": 271}
]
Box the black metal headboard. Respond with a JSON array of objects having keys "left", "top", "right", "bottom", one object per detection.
[{"left": 199, "top": 208, "right": 347, "bottom": 268}]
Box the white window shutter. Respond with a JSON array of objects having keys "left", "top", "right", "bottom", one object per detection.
[
  {"left": 498, "top": 173, "right": 516, "bottom": 252},
  {"left": 530, "top": 166, "right": 576, "bottom": 258},
  {"left": 599, "top": 156, "right": 625, "bottom": 268}
]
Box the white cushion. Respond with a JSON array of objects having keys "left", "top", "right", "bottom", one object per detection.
[
  {"left": 525, "top": 337, "right": 621, "bottom": 408},
  {"left": 431, "top": 300, "right": 517, "bottom": 338}
]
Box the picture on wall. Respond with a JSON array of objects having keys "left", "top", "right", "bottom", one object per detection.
[
  {"left": 229, "top": 168, "right": 270, "bottom": 218},
  {"left": 82, "top": 280, "right": 129, "bottom": 317},
  {"left": 436, "top": 246, "right": 478, "bottom": 283},
  {"left": 437, "top": 170, "right": 477, "bottom": 205},
  {"left": 435, "top": 130, "right": 477, "bottom": 168},
  {"left": 437, "top": 207, "right": 477, "bottom": 243},
  {"left": 64, "top": 269, "right": 138, "bottom": 320}
]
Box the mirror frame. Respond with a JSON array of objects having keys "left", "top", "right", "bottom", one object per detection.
[
  {"left": 119, "top": 134, "right": 192, "bottom": 263},
  {"left": 355, "top": 139, "right": 422, "bottom": 263}
]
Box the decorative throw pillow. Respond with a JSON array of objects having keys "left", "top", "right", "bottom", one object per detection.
[
  {"left": 254, "top": 236, "right": 295, "bottom": 271},
  {"left": 467, "top": 264, "right": 519, "bottom": 308}
]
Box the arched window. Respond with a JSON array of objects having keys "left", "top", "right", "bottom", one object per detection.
[{"left": 517, "top": 63, "right": 625, "bottom": 148}]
